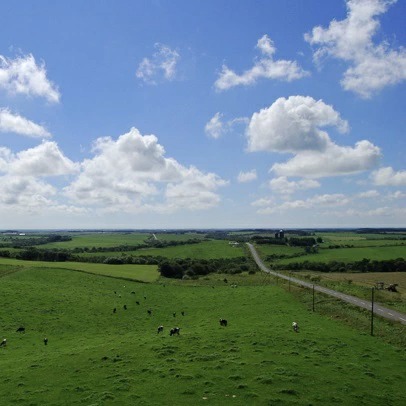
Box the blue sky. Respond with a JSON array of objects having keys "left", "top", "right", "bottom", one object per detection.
[{"left": 0, "top": 0, "right": 405, "bottom": 229}]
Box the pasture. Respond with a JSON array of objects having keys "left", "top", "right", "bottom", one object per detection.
[
  {"left": 277, "top": 245, "right": 406, "bottom": 264},
  {"left": 0, "top": 266, "right": 405, "bottom": 405},
  {"left": 0, "top": 259, "right": 159, "bottom": 282}
]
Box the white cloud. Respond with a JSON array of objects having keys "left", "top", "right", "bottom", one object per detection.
[
  {"left": 253, "top": 193, "right": 349, "bottom": 214},
  {"left": 205, "top": 113, "right": 248, "bottom": 139},
  {"left": 237, "top": 170, "right": 257, "bottom": 183},
  {"left": 272, "top": 140, "right": 381, "bottom": 178},
  {"left": 269, "top": 176, "right": 320, "bottom": 194},
  {"left": 305, "top": 0, "right": 406, "bottom": 98},
  {"left": 371, "top": 166, "right": 406, "bottom": 186},
  {"left": 215, "top": 35, "right": 309, "bottom": 91},
  {"left": 205, "top": 112, "right": 225, "bottom": 139},
  {"left": 65, "top": 127, "right": 227, "bottom": 212},
  {"left": 357, "top": 189, "right": 380, "bottom": 198},
  {"left": 0, "top": 53, "right": 60, "bottom": 103},
  {"left": 247, "top": 96, "right": 348, "bottom": 153},
  {"left": 136, "top": 43, "right": 180, "bottom": 84},
  {"left": 247, "top": 96, "right": 380, "bottom": 178},
  {"left": 0, "top": 108, "right": 51, "bottom": 138}
]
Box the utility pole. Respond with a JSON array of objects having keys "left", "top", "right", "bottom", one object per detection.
[{"left": 371, "top": 287, "right": 375, "bottom": 336}]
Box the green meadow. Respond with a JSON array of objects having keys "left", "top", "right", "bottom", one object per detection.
[{"left": 0, "top": 266, "right": 405, "bottom": 405}]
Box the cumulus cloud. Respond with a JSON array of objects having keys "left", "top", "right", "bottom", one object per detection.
[
  {"left": 269, "top": 176, "right": 320, "bottom": 194},
  {"left": 272, "top": 140, "right": 381, "bottom": 178},
  {"left": 305, "top": 0, "right": 406, "bottom": 98},
  {"left": 0, "top": 108, "right": 51, "bottom": 138},
  {"left": 371, "top": 166, "right": 406, "bottom": 186},
  {"left": 64, "top": 127, "right": 227, "bottom": 211},
  {"left": 237, "top": 170, "right": 257, "bottom": 183},
  {"left": 136, "top": 43, "right": 180, "bottom": 84},
  {"left": 247, "top": 96, "right": 348, "bottom": 153},
  {"left": 0, "top": 142, "right": 78, "bottom": 177},
  {"left": 215, "top": 35, "right": 309, "bottom": 91},
  {"left": 247, "top": 96, "right": 380, "bottom": 178},
  {"left": 0, "top": 53, "right": 60, "bottom": 103}
]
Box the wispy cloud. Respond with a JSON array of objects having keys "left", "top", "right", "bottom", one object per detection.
[
  {"left": 136, "top": 43, "right": 180, "bottom": 84},
  {"left": 0, "top": 53, "right": 60, "bottom": 103},
  {"left": 215, "top": 35, "right": 309, "bottom": 91}
]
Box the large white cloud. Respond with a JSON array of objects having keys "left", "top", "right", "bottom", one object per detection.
[
  {"left": 136, "top": 43, "right": 180, "bottom": 84},
  {"left": 215, "top": 35, "right": 309, "bottom": 91},
  {"left": 305, "top": 0, "right": 406, "bottom": 98},
  {"left": 247, "top": 95, "right": 348, "bottom": 153},
  {"left": 65, "top": 127, "right": 227, "bottom": 211},
  {"left": 247, "top": 96, "right": 380, "bottom": 178},
  {"left": 371, "top": 166, "right": 406, "bottom": 186},
  {"left": 0, "top": 54, "right": 60, "bottom": 103},
  {"left": 0, "top": 108, "right": 51, "bottom": 138}
]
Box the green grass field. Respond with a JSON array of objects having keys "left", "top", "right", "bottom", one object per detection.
[
  {"left": 0, "top": 267, "right": 404, "bottom": 405},
  {"left": 77, "top": 239, "right": 245, "bottom": 260},
  {"left": 0, "top": 259, "right": 159, "bottom": 282},
  {"left": 277, "top": 245, "right": 406, "bottom": 264}
]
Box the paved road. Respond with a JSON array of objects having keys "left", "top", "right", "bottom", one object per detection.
[{"left": 247, "top": 243, "right": 406, "bottom": 325}]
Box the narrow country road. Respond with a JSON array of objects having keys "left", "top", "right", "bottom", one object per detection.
[{"left": 247, "top": 243, "right": 406, "bottom": 325}]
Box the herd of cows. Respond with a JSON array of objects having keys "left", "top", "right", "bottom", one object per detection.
[{"left": 0, "top": 287, "right": 300, "bottom": 350}]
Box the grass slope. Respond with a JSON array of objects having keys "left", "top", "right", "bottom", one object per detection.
[
  {"left": 0, "top": 268, "right": 404, "bottom": 405},
  {"left": 0, "top": 259, "right": 159, "bottom": 282}
]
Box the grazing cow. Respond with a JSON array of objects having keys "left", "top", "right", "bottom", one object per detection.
[
  {"left": 169, "top": 327, "right": 180, "bottom": 336},
  {"left": 157, "top": 325, "right": 164, "bottom": 334},
  {"left": 292, "top": 322, "right": 299, "bottom": 332},
  {"left": 123, "top": 305, "right": 127, "bottom": 310},
  {"left": 0, "top": 339, "right": 6, "bottom": 347},
  {"left": 16, "top": 327, "right": 25, "bottom": 333},
  {"left": 219, "top": 319, "right": 228, "bottom": 327},
  {"left": 113, "top": 308, "right": 117, "bottom": 313},
  {"left": 173, "top": 312, "right": 176, "bottom": 317},
  {"left": 114, "top": 291, "right": 117, "bottom": 294},
  {"left": 136, "top": 301, "right": 140, "bottom": 305},
  {"left": 44, "top": 338, "right": 48, "bottom": 346},
  {"left": 131, "top": 291, "right": 136, "bottom": 295},
  {"left": 144, "top": 296, "right": 147, "bottom": 300},
  {"left": 181, "top": 311, "right": 185, "bottom": 316},
  {"left": 147, "top": 309, "right": 152, "bottom": 316}
]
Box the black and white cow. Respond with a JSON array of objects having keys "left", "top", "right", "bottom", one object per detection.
[
  {"left": 0, "top": 338, "right": 6, "bottom": 347},
  {"left": 292, "top": 322, "right": 299, "bottom": 332},
  {"left": 169, "top": 327, "right": 180, "bottom": 336},
  {"left": 219, "top": 318, "right": 228, "bottom": 327},
  {"left": 157, "top": 325, "right": 164, "bottom": 334}
]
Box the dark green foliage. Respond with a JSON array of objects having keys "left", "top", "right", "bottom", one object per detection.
[{"left": 275, "top": 258, "right": 406, "bottom": 273}]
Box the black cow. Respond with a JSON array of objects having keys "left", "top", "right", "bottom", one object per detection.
[
  {"left": 113, "top": 308, "right": 117, "bottom": 313},
  {"left": 147, "top": 309, "right": 152, "bottom": 316},
  {"left": 181, "top": 311, "right": 185, "bottom": 316},
  {"left": 173, "top": 312, "right": 176, "bottom": 317},
  {"left": 219, "top": 319, "right": 228, "bottom": 327},
  {"left": 136, "top": 301, "right": 140, "bottom": 305},
  {"left": 16, "top": 327, "right": 25, "bottom": 333},
  {"left": 157, "top": 325, "right": 164, "bottom": 334},
  {"left": 169, "top": 327, "right": 180, "bottom": 336},
  {"left": 123, "top": 305, "right": 127, "bottom": 310}
]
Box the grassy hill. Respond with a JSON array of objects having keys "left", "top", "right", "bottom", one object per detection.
[{"left": 0, "top": 266, "right": 404, "bottom": 405}]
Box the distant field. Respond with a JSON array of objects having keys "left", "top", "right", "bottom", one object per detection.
[
  {"left": 78, "top": 240, "right": 245, "bottom": 260},
  {"left": 39, "top": 232, "right": 149, "bottom": 248},
  {"left": 277, "top": 245, "right": 405, "bottom": 264},
  {"left": 0, "top": 259, "right": 159, "bottom": 282},
  {"left": 0, "top": 268, "right": 404, "bottom": 405},
  {"left": 255, "top": 244, "right": 304, "bottom": 257}
]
